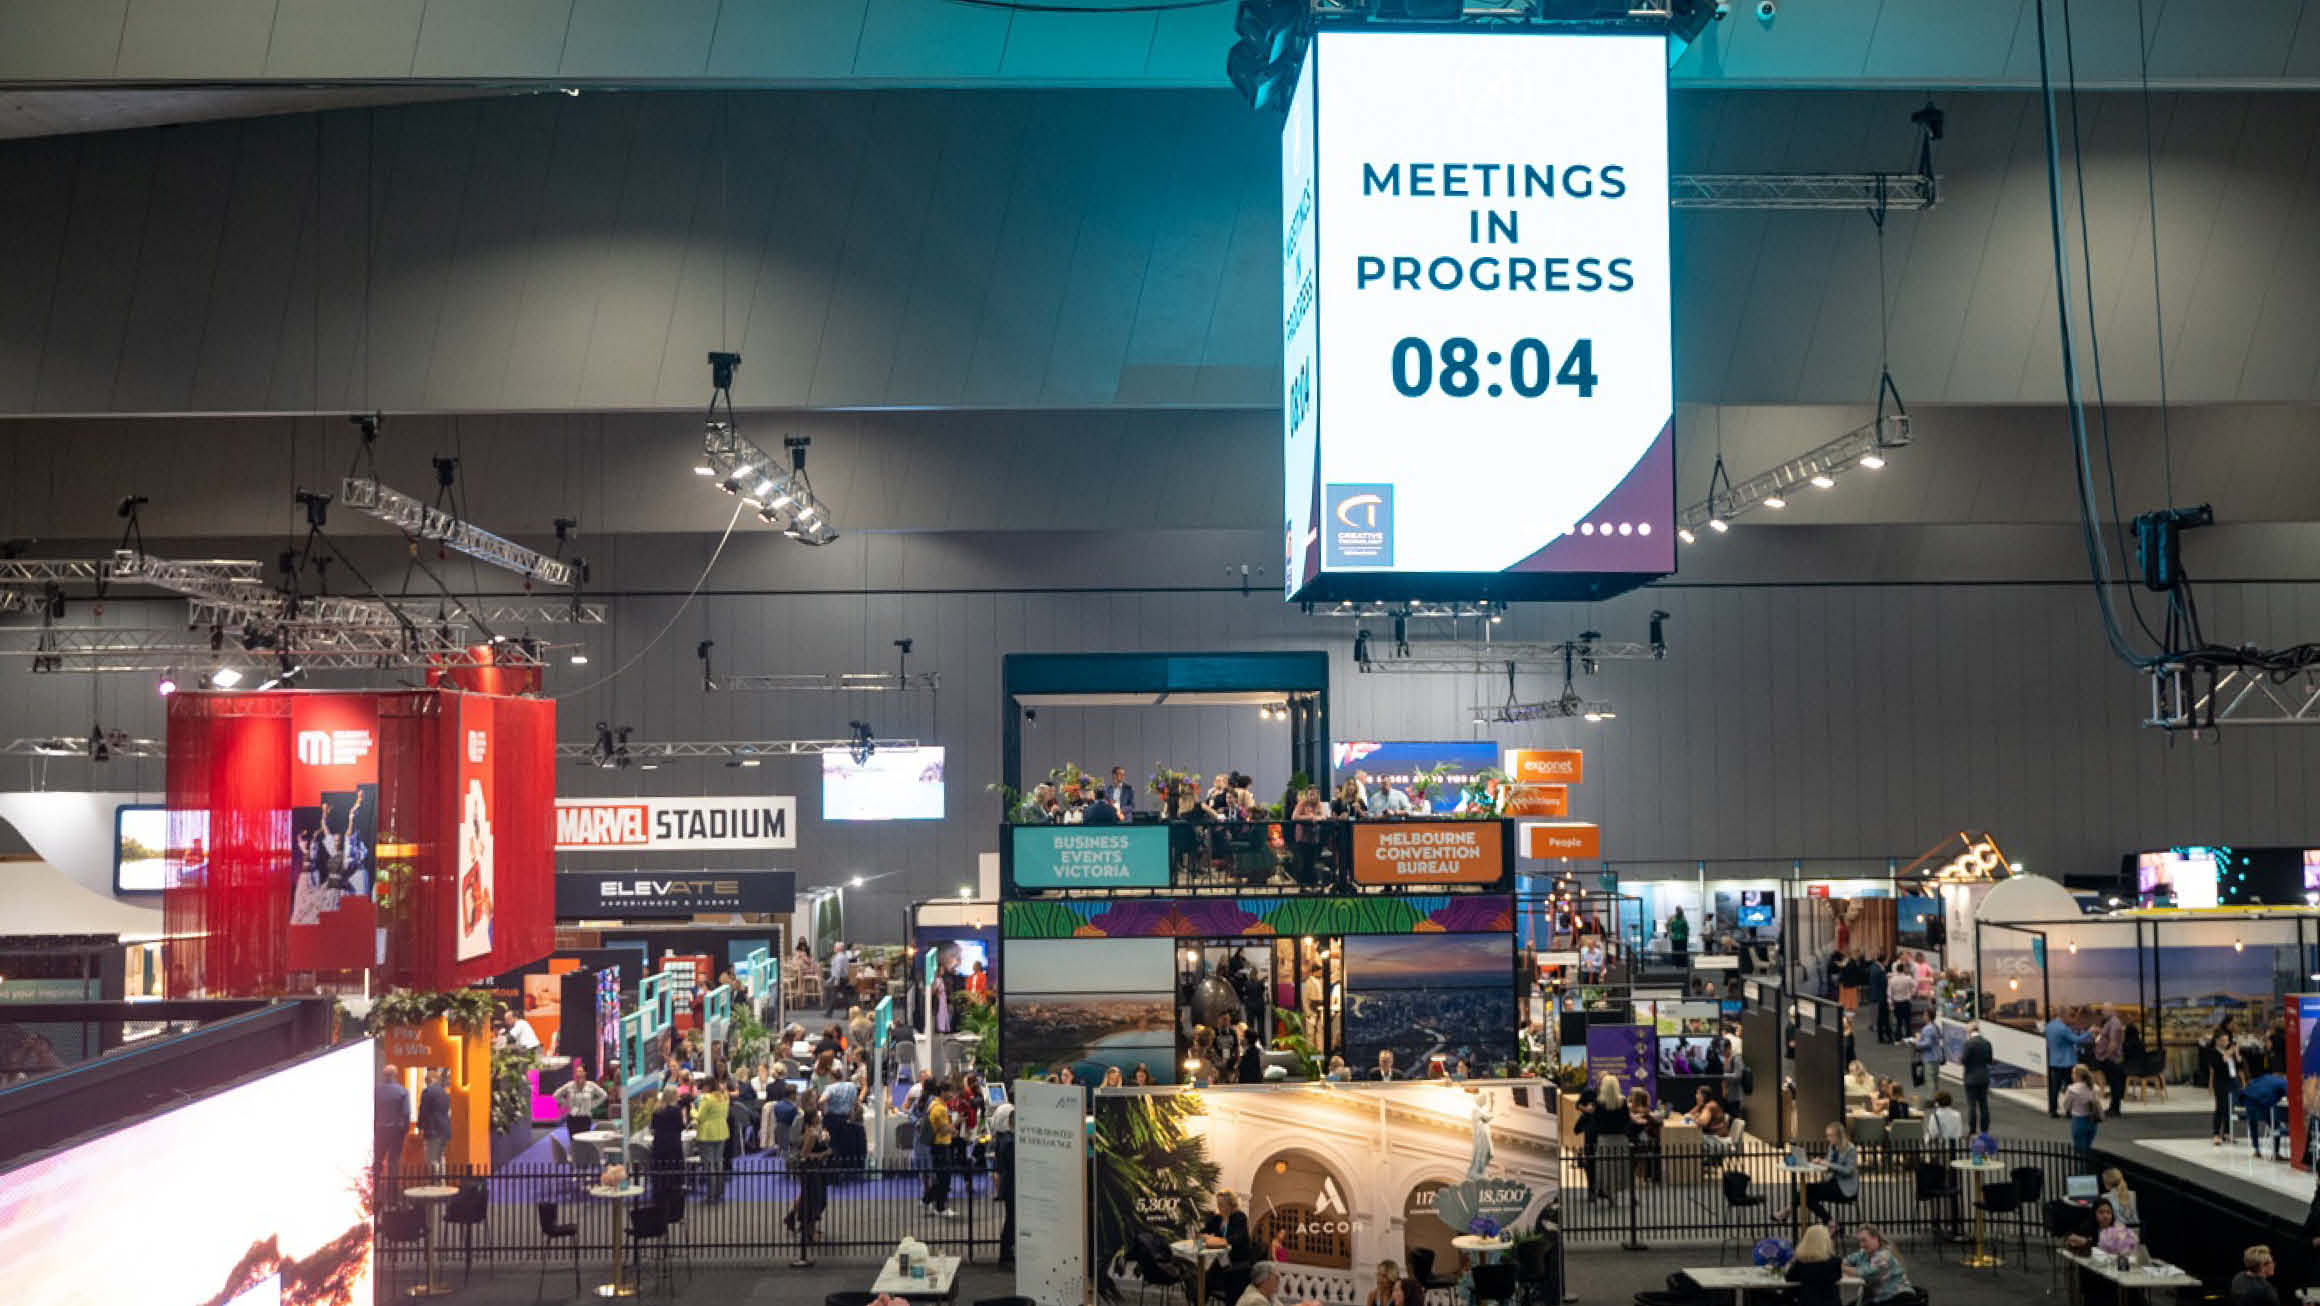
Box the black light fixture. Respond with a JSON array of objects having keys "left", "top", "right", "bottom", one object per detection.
[
  {"left": 1648, "top": 610, "right": 1669, "bottom": 660},
  {"left": 1226, "top": 0, "right": 1305, "bottom": 112}
]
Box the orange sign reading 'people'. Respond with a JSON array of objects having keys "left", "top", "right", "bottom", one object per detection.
[
  {"left": 1505, "top": 749, "right": 1583, "bottom": 784},
  {"left": 1521, "top": 821, "right": 1601, "bottom": 860},
  {"left": 1353, "top": 822, "right": 1507, "bottom": 885}
]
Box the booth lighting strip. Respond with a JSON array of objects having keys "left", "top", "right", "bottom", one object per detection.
[
  {"left": 1677, "top": 413, "right": 1911, "bottom": 542},
  {"left": 340, "top": 477, "right": 577, "bottom": 588},
  {"left": 551, "top": 738, "right": 921, "bottom": 762}
]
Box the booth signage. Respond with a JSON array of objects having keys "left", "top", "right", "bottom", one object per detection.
[
  {"left": 554, "top": 796, "right": 796, "bottom": 852},
  {"left": 1352, "top": 821, "right": 1506, "bottom": 885},
  {"left": 1521, "top": 821, "right": 1600, "bottom": 860},
  {"left": 1013, "top": 1080, "right": 1090, "bottom": 1306},
  {"left": 1505, "top": 749, "right": 1584, "bottom": 784},
  {"left": 1283, "top": 30, "right": 1673, "bottom": 600},
  {"left": 555, "top": 870, "right": 795, "bottom": 918},
  {"left": 1501, "top": 783, "right": 1568, "bottom": 818},
  {"left": 1011, "top": 824, "right": 1171, "bottom": 889},
  {"left": 1585, "top": 1023, "right": 1657, "bottom": 1101}
]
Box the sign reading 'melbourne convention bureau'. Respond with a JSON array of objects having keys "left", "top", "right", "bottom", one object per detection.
[
  {"left": 1011, "top": 825, "right": 1171, "bottom": 889},
  {"left": 554, "top": 796, "right": 796, "bottom": 852}
]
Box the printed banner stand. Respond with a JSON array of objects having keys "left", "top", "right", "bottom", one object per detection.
[
  {"left": 2294, "top": 994, "right": 2319, "bottom": 1172},
  {"left": 1013, "top": 1079, "right": 1090, "bottom": 1306}
]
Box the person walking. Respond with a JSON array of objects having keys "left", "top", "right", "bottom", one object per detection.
[
  {"left": 1960, "top": 1024, "right": 1995, "bottom": 1134},
  {"left": 417, "top": 1067, "right": 453, "bottom": 1173},
  {"left": 374, "top": 1066, "right": 410, "bottom": 1176},
  {"left": 1667, "top": 907, "right": 1690, "bottom": 960},
  {"left": 991, "top": 1101, "right": 1017, "bottom": 1268},
  {"left": 695, "top": 1073, "right": 732, "bottom": 1202},
  {"left": 921, "top": 1079, "right": 958, "bottom": 1217},
  {"left": 786, "top": 1106, "right": 832, "bottom": 1268},
  {"left": 1912, "top": 1016, "right": 1945, "bottom": 1091},
  {"left": 2093, "top": 1006, "right": 2127, "bottom": 1119},
  {"left": 2203, "top": 1029, "right": 2242, "bottom": 1145},
  {"left": 823, "top": 940, "right": 852, "bottom": 1017},
  {"left": 2062, "top": 1064, "right": 2105, "bottom": 1153},
  {"left": 2045, "top": 1013, "right": 2092, "bottom": 1117}
]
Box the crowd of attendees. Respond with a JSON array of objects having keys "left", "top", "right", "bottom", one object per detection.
[{"left": 1009, "top": 766, "right": 1468, "bottom": 825}]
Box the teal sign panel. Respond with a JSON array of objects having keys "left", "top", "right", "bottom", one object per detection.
[{"left": 1011, "top": 825, "right": 1172, "bottom": 889}]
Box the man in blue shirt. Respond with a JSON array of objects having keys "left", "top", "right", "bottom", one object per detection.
[
  {"left": 2240, "top": 1070, "right": 2290, "bottom": 1159},
  {"left": 2045, "top": 1013, "right": 2092, "bottom": 1118},
  {"left": 822, "top": 1074, "right": 863, "bottom": 1167},
  {"left": 375, "top": 1066, "right": 410, "bottom": 1174}
]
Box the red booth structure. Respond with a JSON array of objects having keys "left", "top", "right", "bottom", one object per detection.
[{"left": 162, "top": 689, "right": 554, "bottom": 996}]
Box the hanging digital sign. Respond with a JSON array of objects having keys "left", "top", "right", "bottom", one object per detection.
[{"left": 1284, "top": 30, "right": 1674, "bottom": 602}]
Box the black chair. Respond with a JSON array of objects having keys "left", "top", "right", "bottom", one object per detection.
[
  {"left": 1410, "top": 1245, "right": 1458, "bottom": 1293},
  {"left": 440, "top": 1183, "right": 489, "bottom": 1283},
  {"left": 1971, "top": 1180, "right": 2019, "bottom": 1274},
  {"left": 1474, "top": 1261, "right": 1520, "bottom": 1306},
  {"left": 654, "top": 1185, "right": 689, "bottom": 1287},
  {"left": 1911, "top": 1161, "right": 1961, "bottom": 1257},
  {"left": 377, "top": 1202, "right": 426, "bottom": 1287},
  {"left": 534, "top": 1201, "right": 581, "bottom": 1299},
  {"left": 626, "top": 1205, "right": 671, "bottom": 1298},
  {"left": 1718, "top": 1169, "right": 1767, "bottom": 1263},
  {"left": 1122, "top": 1233, "right": 1188, "bottom": 1306},
  {"left": 825, "top": 1295, "right": 881, "bottom": 1306},
  {"left": 2006, "top": 1167, "right": 2045, "bottom": 1265},
  {"left": 1514, "top": 1231, "right": 1558, "bottom": 1306},
  {"left": 972, "top": 1299, "right": 1039, "bottom": 1306}
]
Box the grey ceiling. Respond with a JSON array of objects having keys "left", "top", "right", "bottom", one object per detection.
[
  {"left": 0, "top": 86, "right": 504, "bottom": 139},
  {"left": 2, "top": 0, "right": 2318, "bottom": 93},
  {"left": 2, "top": 87, "right": 2317, "bottom": 416}
]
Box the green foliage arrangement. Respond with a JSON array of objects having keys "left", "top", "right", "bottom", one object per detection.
[
  {"left": 491, "top": 1044, "right": 539, "bottom": 1135},
  {"left": 1093, "top": 1093, "right": 1220, "bottom": 1300},
  {"left": 367, "top": 987, "right": 499, "bottom": 1036}
]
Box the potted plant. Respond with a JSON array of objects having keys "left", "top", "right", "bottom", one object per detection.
[
  {"left": 1407, "top": 761, "right": 1455, "bottom": 809},
  {"left": 490, "top": 1043, "right": 541, "bottom": 1167}
]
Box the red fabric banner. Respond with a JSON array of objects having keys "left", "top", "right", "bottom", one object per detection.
[{"left": 165, "top": 689, "right": 554, "bottom": 996}]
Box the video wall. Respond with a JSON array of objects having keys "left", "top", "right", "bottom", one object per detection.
[
  {"left": 1002, "top": 938, "right": 1177, "bottom": 1085},
  {"left": 0, "top": 1040, "right": 374, "bottom": 1306},
  {"left": 1330, "top": 740, "right": 1496, "bottom": 813}
]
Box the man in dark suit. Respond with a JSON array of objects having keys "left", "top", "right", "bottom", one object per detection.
[
  {"left": 1084, "top": 789, "right": 1121, "bottom": 824},
  {"left": 1107, "top": 765, "right": 1135, "bottom": 815},
  {"left": 1372, "top": 1049, "right": 1397, "bottom": 1081}
]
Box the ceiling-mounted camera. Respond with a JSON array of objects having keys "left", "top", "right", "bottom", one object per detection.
[{"left": 1755, "top": 0, "right": 1775, "bottom": 20}]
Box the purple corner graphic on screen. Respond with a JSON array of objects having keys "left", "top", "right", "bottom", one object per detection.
[{"left": 1511, "top": 417, "right": 1674, "bottom": 573}]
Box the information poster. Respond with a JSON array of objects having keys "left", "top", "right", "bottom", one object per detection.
[
  {"left": 1286, "top": 29, "right": 1673, "bottom": 600},
  {"left": 454, "top": 696, "right": 497, "bottom": 962},
  {"left": 1013, "top": 1079, "right": 1090, "bottom": 1306},
  {"left": 1584, "top": 1023, "right": 1657, "bottom": 1103}
]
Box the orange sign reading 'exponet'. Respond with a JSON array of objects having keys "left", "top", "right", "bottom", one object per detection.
[
  {"left": 1353, "top": 821, "right": 1506, "bottom": 885},
  {"left": 1505, "top": 749, "right": 1584, "bottom": 784}
]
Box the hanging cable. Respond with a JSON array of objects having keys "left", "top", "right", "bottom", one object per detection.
[
  {"left": 556, "top": 499, "right": 746, "bottom": 700},
  {"left": 2133, "top": 0, "right": 2175, "bottom": 506}
]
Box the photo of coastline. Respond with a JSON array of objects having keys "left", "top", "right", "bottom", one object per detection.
[{"left": 1003, "top": 994, "right": 1175, "bottom": 1084}]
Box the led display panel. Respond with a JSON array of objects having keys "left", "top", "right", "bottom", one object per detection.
[
  {"left": 0, "top": 1040, "right": 375, "bottom": 1306},
  {"left": 822, "top": 745, "right": 946, "bottom": 821},
  {"left": 1284, "top": 30, "right": 1673, "bottom": 601}
]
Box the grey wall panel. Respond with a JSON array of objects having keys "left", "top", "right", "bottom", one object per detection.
[
  {"left": 0, "top": 135, "right": 77, "bottom": 410},
  {"left": 10, "top": 89, "right": 2320, "bottom": 414}
]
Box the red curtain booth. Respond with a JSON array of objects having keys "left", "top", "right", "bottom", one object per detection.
[{"left": 163, "top": 689, "right": 555, "bottom": 996}]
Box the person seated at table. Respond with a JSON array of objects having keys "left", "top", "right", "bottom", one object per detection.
[
  {"left": 1925, "top": 1090, "right": 1965, "bottom": 1142},
  {"left": 1795, "top": 1121, "right": 1860, "bottom": 1227},
  {"left": 2231, "top": 1245, "right": 2281, "bottom": 1306},
  {"left": 1845, "top": 1062, "right": 1878, "bottom": 1098},
  {"left": 1843, "top": 1226, "right": 1914, "bottom": 1304},
  {"left": 1785, "top": 1224, "right": 1845, "bottom": 1306},
  {"left": 1205, "top": 1189, "right": 1258, "bottom": 1302},
  {"left": 2091, "top": 1198, "right": 2137, "bottom": 1256},
  {"left": 1366, "top": 1260, "right": 1409, "bottom": 1306},
  {"left": 1876, "top": 1079, "right": 1913, "bottom": 1120},
  {"left": 2100, "top": 1168, "right": 2139, "bottom": 1227},
  {"left": 1685, "top": 1086, "right": 1730, "bottom": 1136}
]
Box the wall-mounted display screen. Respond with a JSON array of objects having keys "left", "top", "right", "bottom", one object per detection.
[
  {"left": 822, "top": 745, "right": 945, "bottom": 821},
  {"left": 112, "top": 803, "right": 174, "bottom": 893},
  {"left": 2304, "top": 849, "right": 2320, "bottom": 893},
  {"left": 2137, "top": 848, "right": 2220, "bottom": 909},
  {"left": 1332, "top": 740, "right": 1497, "bottom": 814},
  {"left": 1284, "top": 29, "right": 1673, "bottom": 602},
  {"left": 0, "top": 1040, "right": 374, "bottom": 1305}
]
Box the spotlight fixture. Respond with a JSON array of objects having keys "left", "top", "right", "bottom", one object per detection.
[
  {"left": 1678, "top": 527, "right": 1697, "bottom": 544},
  {"left": 851, "top": 875, "right": 866, "bottom": 888},
  {"left": 156, "top": 673, "right": 176, "bottom": 697},
  {"left": 697, "top": 353, "right": 840, "bottom": 545},
  {"left": 1707, "top": 518, "right": 1729, "bottom": 533},
  {"left": 569, "top": 652, "right": 589, "bottom": 665},
  {"left": 209, "top": 666, "right": 243, "bottom": 689},
  {"left": 1859, "top": 452, "right": 1886, "bottom": 469},
  {"left": 1763, "top": 495, "right": 1786, "bottom": 510},
  {"left": 958, "top": 885, "right": 972, "bottom": 900},
  {"left": 693, "top": 464, "right": 716, "bottom": 477},
  {"left": 1810, "top": 474, "right": 1836, "bottom": 489},
  {"left": 1648, "top": 610, "right": 1669, "bottom": 660},
  {"left": 1680, "top": 413, "right": 1909, "bottom": 536},
  {"left": 1225, "top": 0, "right": 1306, "bottom": 112},
  {"left": 848, "top": 720, "right": 876, "bottom": 766}
]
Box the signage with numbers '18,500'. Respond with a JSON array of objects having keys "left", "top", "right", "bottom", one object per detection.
[{"left": 1283, "top": 30, "right": 1674, "bottom": 603}]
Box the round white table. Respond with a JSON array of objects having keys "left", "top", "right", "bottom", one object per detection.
[
  {"left": 1170, "top": 1238, "right": 1228, "bottom": 1306},
  {"left": 1777, "top": 1161, "right": 1827, "bottom": 1245},
  {"left": 402, "top": 1185, "right": 460, "bottom": 1299},
  {"left": 1453, "top": 1233, "right": 1516, "bottom": 1263},
  {"left": 1951, "top": 1158, "right": 2008, "bottom": 1268},
  {"left": 586, "top": 1183, "right": 646, "bottom": 1298}
]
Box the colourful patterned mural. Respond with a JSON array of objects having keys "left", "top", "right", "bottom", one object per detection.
[{"left": 1001, "top": 894, "right": 1513, "bottom": 940}]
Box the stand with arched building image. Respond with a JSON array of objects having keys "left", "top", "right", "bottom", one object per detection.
[{"left": 1093, "top": 1080, "right": 1560, "bottom": 1304}]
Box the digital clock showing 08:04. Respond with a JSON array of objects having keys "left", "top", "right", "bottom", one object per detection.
[{"left": 1389, "top": 336, "right": 1596, "bottom": 399}]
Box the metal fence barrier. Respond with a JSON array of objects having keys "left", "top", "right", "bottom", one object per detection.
[{"left": 373, "top": 1159, "right": 998, "bottom": 1275}]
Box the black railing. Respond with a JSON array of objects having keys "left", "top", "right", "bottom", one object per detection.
[{"left": 372, "top": 1161, "right": 998, "bottom": 1271}]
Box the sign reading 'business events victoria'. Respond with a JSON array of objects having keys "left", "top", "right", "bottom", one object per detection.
[
  {"left": 1352, "top": 821, "right": 1508, "bottom": 886},
  {"left": 1010, "top": 825, "right": 1171, "bottom": 889},
  {"left": 554, "top": 796, "right": 796, "bottom": 852}
]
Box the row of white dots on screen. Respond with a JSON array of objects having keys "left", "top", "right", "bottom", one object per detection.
[{"left": 1576, "top": 522, "right": 1650, "bottom": 537}]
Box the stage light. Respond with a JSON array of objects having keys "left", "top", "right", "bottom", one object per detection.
[
  {"left": 2007, "top": 978, "right": 2019, "bottom": 991},
  {"left": 1707, "top": 518, "right": 1729, "bottom": 533},
  {"left": 1811, "top": 474, "right": 1836, "bottom": 489},
  {"left": 2233, "top": 938, "right": 2244, "bottom": 952},
  {"left": 1678, "top": 527, "right": 1696, "bottom": 544},
  {"left": 959, "top": 886, "right": 971, "bottom": 900},
  {"left": 1859, "top": 453, "right": 1886, "bottom": 469},
  {"left": 2067, "top": 940, "right": 2077, "bottom": 954},
  {"left": 1763, "top": 495, "right": 1787, "bottom": 510},
  {"left": 569, "top": 652, "right": 589, "bottom": 665},
  {"left": 754, "top": 478, "right": 777, "bottom": 498},
  {"left": 208, "top": 667, "right": 243, "bottom": 688},
  {"left": 156, "top": 674, "right": 176, "bottom": 696},
  {"left": 739, "top": 758, "right": 760, "bottom": 768},
  {"left": 693, "top": 465, "right": 716, "bottom": 477}
]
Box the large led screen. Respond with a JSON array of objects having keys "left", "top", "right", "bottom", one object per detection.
[
  {"left": 822, "top": 745, "right": 945, "bottom": 821},
  {"left": 1342, "top": 933, "right": 1514, "bottom": 1077},
  {"left": 2137, "top": 848, "right": 2220, "bottom": 909},
  {"left": 0, "top": 1039, "right": 375, "bottom": 1305},
  {"left": 1285, "top": 30, "right": 1673, "bottom": 601},
  {"left": 113, "top": 803, "right": 170, "bottom": 893}
]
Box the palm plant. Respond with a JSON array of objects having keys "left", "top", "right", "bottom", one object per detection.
[{"left": 1093, "top": 1092, "right": 1220, "bottom": 1299}]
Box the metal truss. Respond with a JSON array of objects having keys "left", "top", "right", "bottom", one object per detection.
[
  {"left": 1356, "top": 640, "right": 1658, "bottom": 675},
  {"left": 1, "top": 734, "right": 164, "bottom": 759},
  {"left": 340, "top": 477, "right": 577, "bottom": 588},
  {"left": 1471, "top": 698, "right": 1617, "bottom": 724},
  {"left": 1678, "top": 413, "right": 1912, "bottom": 537},
  {"left": 1671, "top": 173, "right": 1939, "bottom": 212},
  {"left": 2146, "top": 664, "right": 2320, "bottom": 731},
  {"left": 552, "top": 738, "right": 921, "bottom": 762},
  {"left": 0, "top": 625, "right": 546, "bottom": 672},
  {"left": 705, "top": 672, "right": 941, "bottom": 693},
  {"left": 0, "top": 559, "right": 112, "bottom": 585}
]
